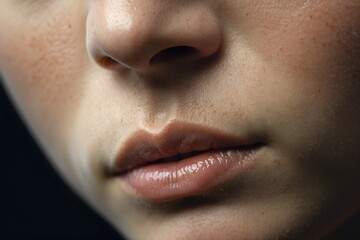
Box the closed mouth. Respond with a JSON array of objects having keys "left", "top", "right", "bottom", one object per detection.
[
  {"left": 110, "top": 121, "right": 264, "bottom": 202},
  {"left": 116, "top": 142, "right": 263, "bottom": 175}
]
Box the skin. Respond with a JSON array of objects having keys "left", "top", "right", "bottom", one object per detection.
[{"left": 0, "top": 0, "right": 360, "bottom": 239}]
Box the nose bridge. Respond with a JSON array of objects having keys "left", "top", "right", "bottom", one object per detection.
[{"left": 87, "top": 0, "right": 222, "bottom": 73}]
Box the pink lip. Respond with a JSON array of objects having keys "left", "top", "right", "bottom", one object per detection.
[{"left": 111, "top": 121, "right": 264, "bottom": 202}]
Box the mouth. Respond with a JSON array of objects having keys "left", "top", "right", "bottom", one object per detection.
[
  {"left": 111, "top": 121, "right": 265, "bottom": 202},
  {"left": 151, "top": 150, "right": 208, "bottom": 163}
]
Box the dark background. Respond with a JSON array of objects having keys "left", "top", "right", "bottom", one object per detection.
[{"left": 1, "top": 81, "right": 124, "bottom": 240}]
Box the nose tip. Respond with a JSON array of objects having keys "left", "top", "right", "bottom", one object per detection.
[{"left": 86, "top": 1, "right": 222, "bottom": 73}]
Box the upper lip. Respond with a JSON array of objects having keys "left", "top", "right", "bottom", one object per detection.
[{"left": 110, "top": 121, "right": 261, "bottom": 175}]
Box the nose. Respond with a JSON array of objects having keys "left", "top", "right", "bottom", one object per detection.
[{"left": 86, "top": 1, "right": 222, "bottom": 74}]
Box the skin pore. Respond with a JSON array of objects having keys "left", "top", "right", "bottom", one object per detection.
[{"left": 0, "top": 0, "right": 360, "bottom": 239}]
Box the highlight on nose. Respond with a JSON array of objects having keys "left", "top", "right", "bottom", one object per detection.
[{"left": 86, "top": 1, "right": 222, "bottom": 73}]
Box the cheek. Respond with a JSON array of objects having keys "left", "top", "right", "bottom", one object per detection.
[
  {"left": 258, "top": 2, "right": 360, "bottom": 86},
  {"left": 237, "top": 2, "right": 360, "bottom": 153},
  {"left": 0, "top": 3, "right": 89, "bottom": 144},
  {"left": 246, "top": 2, "right": 360, "bottom": 112}
]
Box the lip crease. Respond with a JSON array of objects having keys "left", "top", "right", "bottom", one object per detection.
[{"left": 110, "top": 121, "right": 264, "bottom": 202}]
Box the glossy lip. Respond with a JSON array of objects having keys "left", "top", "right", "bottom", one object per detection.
[{"left": 110, "top": 121, "right": 264, "bottom": 202}]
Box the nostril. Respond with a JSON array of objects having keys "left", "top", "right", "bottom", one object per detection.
[
  {"left": 98, "top": 56, "right": 117, "bottom": 68},
  {"left": 98, "top": 56, "right": 130, "bottom": 71},
  {"left": 150, "top": 46, "right": 198, "bottom": 65}
]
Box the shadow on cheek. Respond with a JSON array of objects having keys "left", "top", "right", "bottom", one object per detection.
[{"left": 0, "top": 83, "right": 124, "bottom": 240}]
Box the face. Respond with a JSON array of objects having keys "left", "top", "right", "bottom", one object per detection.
[{"left": 1, "top": 0, "right": 360, "bottom": 239}]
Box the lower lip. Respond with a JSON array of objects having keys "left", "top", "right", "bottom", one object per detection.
[{"left": 118, "top": 145, "right": 262, "bottom": 202}]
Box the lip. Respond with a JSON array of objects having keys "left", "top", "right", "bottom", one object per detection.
[{"left": 111, "top": 121, "right": 264, "bottom": 202}]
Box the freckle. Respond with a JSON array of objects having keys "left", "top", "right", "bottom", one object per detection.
[
  {"left": 68, "top": 24, "right": 72, "bottom": 29},
  {"left": 309, "top": 14, "right": 313, "bottom": 19},
  {"left": 273, "top": 159, "right": 280, "bottom": 165},
  {"left": 325, "top": 21, "right": 336, "bottom": 30}
]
